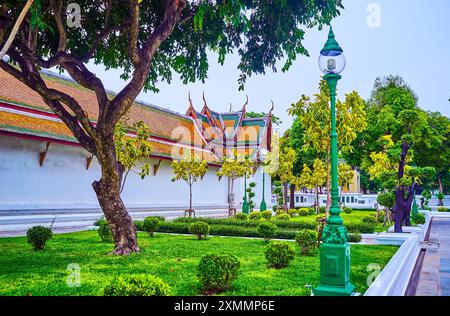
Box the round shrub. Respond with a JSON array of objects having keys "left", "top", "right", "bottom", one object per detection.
[
  {"left": 103, "top": 274, "right": 171, "bottom": 296},
  {"left": 438, "top": 207, "right": 449, "bottom": 212},
  {"left": 265, "top": 241, "right": 295, "bottom": 269},
  {"left": 362, "top": 216, "right": 377, "bottom": 224},
  {"left": 316, "top": 214, "right": 326, "bottom": 221},
  {"left": 134, "top": 220, "right": 144, "bottom": 231},
  {"left": 275, "top": 214, "right": 290, "bottom": 221},
  {"left": 257, "top": 222, "right": 277, "bottom": 241},
  {"left": 234, "top": 213, "right": 248, "bottom": 220},
  {"left": 197, "top": 252, "right": 241, "bottom": 294},
  {"left": 249, "top": 211, "right": 262, "bottom": 220},
  {"left": 261, "top": 210, "right": 273, "bottom": 220},
  {"left": 319, "top": 206, "right": 326, "bottom": 214},
  {"left": 298, "top": 208, "right": 310, "bottom": 217},
  {"left": 258, "top": 218, "right": 267, "bottom": 223},
  {"left": 295, "top": 229, "right": 317, "bottom": 255},
  {"left": 349, "top": 232, "right": 362, "bottom": 243},
  {"left": 143, "top": 217, "right": 161, "bottom": 237},
  {"left": 308, "top": 208, "right": 316, "bottom": 215},
  {"left": 412, "top": 213, "right": 426, "bottom": 225},
  {"left": 288, "top": 209, "right": 298, "bottom": 217},
  {"left": 26, "top": 226, "right": 53, "bottom": 250},
  {"left": 94, "top": 216, "right": 105, "bottom": 226},
  {"left": 275, "top": 209, "right": 285, "bottom": 216},
  {"left": 98, "top": 220, "right": 113, "bottom": 242},
  {"left": 189, "top": 221, "right": 210, "bottom": 240},
  {"left": 343, "top": 207, "right": 352, "bottom": 214}
]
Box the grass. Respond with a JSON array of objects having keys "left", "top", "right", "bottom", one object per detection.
[{"left": 0, "top": 231, "right": 398, "bottom": 296}]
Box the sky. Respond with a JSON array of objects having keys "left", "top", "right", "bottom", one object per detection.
[{"left": 85, "top": 0, "right": 450, "bottom": 133}]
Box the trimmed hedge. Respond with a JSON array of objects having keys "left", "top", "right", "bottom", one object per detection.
[{"left": 171, "top": 217, "right": 375, "bottom": 233}]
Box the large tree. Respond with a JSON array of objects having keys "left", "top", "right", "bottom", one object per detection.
[{"left": 0, "top": 0, "right": 343, "bottom": 254}]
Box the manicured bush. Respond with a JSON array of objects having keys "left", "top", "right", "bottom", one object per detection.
[
  {"left": 345, "top": 221, "right": 376, "bottom": 234},
  {"left": 288, "top": 209, "right": 298, "bottom": 217},
  {"left": 375, "top": 211, "right": 385, "bottom": 223},
  {"left": 103, "top": 274, "right": 171, "bottom": 296},
  {"left": 261, "top": 210, "right": 273, "bottom": 220},
  {"left": 197, "top": 252, "right": 240, "bottom": 294},
  {"left": 316, "top": 214, "right": 326, "bottom": 221},
  {"left": 94, "top": 216, "right": 105, "bottom": 226},
  {"left": 134, "top": 220, "right": 144, "bottom": 231},
  {"left": 275, "top": 214, "right": 290, "bottom": 221},
  {"left": 98, "top": 220, "right": 113, "bottom": 242},
  {"left": 265, "top": 241, "right": 295, "bottom": 269},
  {"left": 298, "top": 208, "right": 310, "bottom": 217},
  {"left": 438, "top": 207, "right": 449, "bottom": 212},
  {"left": 189, "top": 221, "right": 210, "bottom": 240},
  {"left": 234, "top": 213, "right": 248, "bottom": 220},
  {"left": 249, "top": 211, "right": 262, "bottom": 220},
  {"left": 412, "top": 213, "right": 426, "bottom": 225},
  {"left": 362, "top": 216, "right": 377, "bottom": 224},
  {"left": 308, "top": 208, "right": 316, "bottom": 215},
  {"left": 319, "top": 206, "right": 326, "bottom": 214},
  {"left": 26, "top": 226, "right": 53, "bottom": 250},
  {"left": 343, "top": 207, "right": 352, "bottom": 214},
  {"left": 257, "top": 222, "right": 278, "bottom": 241},
  {"left": 275, "top": 209, "right": 285, "bottom": 216},
  {"left": 295, "top": 229, "right": 317, "bottom": 255},
  {"left": 349, "top": 232, "right": 362, "bottom": 243},
  {"left": 143, "top": 217, "right": 161, "bottom": 237}
]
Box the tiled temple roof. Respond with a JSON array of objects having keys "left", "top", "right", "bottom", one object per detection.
[{"left": 0, "top": 69, "right": 271, "bottom": 165}]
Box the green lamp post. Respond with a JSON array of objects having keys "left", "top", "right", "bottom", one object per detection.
[
  {"left": 314, "top": 27, "right": 355, "bottom": 296},
  {"left": 260, "top": 172, "right": 267, "bottom": 211},
  {"left": 242, "top": 173, "right": 250, "bottom": 214}
]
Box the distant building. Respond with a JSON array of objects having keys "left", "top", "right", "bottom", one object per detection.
[{"left": 0, "top": 70, "right": 273, "bottom": 212}]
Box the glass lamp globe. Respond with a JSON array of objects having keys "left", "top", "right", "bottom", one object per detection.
[
  {"left": 318, "top": 27, "right": 346, "bottom": 75},
  {"left": 318, "top": 50, "right": 346, "bottom": 75}
]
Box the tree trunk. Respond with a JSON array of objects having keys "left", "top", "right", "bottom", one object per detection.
[
  {"left": 289, "top": 184, "right": 295, "bottom": 209},
  {"left": 189, "top": 183, "right": 193, "bottom": 211},
  {"left": 438, "top": 176, "right": 444, "bottom": 206},
  {"left": 92, "top": 137, "right": 139, "bottom": 255},
  {"left": 315, "top": 185, "right": 320, "bottom": 214},
  {"left": 394, "top": 141, "right": 410, "bottom": 233},
  {"left": 283, "top": 182, "right": 288, "bottom": 212}
]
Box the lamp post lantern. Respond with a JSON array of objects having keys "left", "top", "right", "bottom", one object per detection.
[
  {"left": 242, "top": 173, "right": 250, "bottom": 214},
  {"left": 260, "top": 172, "right": 267, "bottom": 211},
  {"left": 314, "top": 26, "right": 355, "bottom": 296}
]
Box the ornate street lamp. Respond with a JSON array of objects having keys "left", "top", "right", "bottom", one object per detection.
[
  {"left": 242, "top": 173, "right": 250, "bottom": 214},
  {"left": 314, "top": 27, "right": 355, "bottom": 296},
  {"left": 260, "top": 172, "right": 267, "bottom": 211}
]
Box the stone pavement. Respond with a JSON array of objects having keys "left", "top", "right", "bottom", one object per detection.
[{"left": 415, "top": 217, "right": 450, "bottom": 296}]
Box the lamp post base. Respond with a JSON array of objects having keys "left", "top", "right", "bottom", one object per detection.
[{"left": 314, "top": 242, "right": 355, "bottom": 296}]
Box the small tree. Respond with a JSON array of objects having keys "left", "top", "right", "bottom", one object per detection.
[
  {"left": 296, "top": 159, "right": 327, "bottom": 214},
  {"left": 377, "top": 191, "right": 395, "bottom": 227},
  {"left": 247, "top": 181, "right": 256, "bottom": 212},
  {"left": 217, "top": 150, "right": 253, "bottom": 211},
  {"left": 338, "top": 163, "right": 354, "bottom": 206},
  {"left": 115, "top": 121, "right": 152, "bottom": 193},
  {"left": 171, "top": 153, "right": 208, "bottom": 212}
]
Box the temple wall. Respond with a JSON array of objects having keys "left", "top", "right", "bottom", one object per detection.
[{"left": 0, "top": 135, "right": 272, "bottom": 211}]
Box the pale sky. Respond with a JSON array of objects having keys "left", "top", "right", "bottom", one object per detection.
[{"left": 83, "top": 0, "right": 450, "bottom": 132}]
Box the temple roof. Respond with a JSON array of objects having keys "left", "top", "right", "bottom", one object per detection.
[{"left": 0, "top": 69, "right": 271, "bottom": 165}]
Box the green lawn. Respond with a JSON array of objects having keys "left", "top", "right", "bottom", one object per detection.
[{"left": 0, "top": 231, "right": 398, "bottom": 296}]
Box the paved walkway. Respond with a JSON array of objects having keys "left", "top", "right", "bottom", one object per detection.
[{"left": 415, "top": 217, "right": 450, "bottom": 296}]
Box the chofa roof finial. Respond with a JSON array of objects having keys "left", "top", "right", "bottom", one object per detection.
[
  {"left": 242, "top": 95, "right": 248, "bottom": 112},
  {"left": 269, "top": 100, "right": 274, "bottom": 115}
]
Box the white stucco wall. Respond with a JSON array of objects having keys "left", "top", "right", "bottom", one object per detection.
[{"left": 0, "top": 136, "right": 273, "bottom": 211}]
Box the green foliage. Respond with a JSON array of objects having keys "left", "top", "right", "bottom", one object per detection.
[
  {"left": 362, "top": 216, "right": 377, "bottom": 225},
  {"left": 288, "top": 209, "right": 299, "bottom": 217},
  {"left": 197, "top": 252, "right": 240, "bottom": 294},
  {"left": 257, "top": 222, "right": 278, "bottom": 241},
  {"left": 377, "top": 192, "right": 395, "bottom": 209},
  {"left": 94, "top": 216, "right": 105, "bottom": 226},
  {"left": 234, "top": 213, "right": 248, "bottom": 221},
  {"left": 143, "top": 217, "right": 161, "bottom": 237},
  {"left": 412, "top": 213, "right": 426, "bottom": 225},
  {"left": 134, "top": 220, "right": 144, "bottom": 231},
  {"left": 249, "top": 211, "right": 262, "bottom": 221},
  {"left": 265, "top": 241, "right": 295, "bottom": 269},
  {"left": 343, "top": 207, "right": 352, "bottom": 214},
  {"left": 319, "top": 206, "right": 326, "bottom": 214},
  {"left": 217, "top": 151, "right": 253, "bottom": 181},
  {"left": 261, "top": 210, "right": 273, "bottom": 220},
  {"left": 275, "top": 214, "right": 290, "bottom": 221},
  {"left": 275, "top": 209, "right": 285, "bottom": 216},
  {"left": 298, "top": 208, "right": 310, "bottom": 216},
  {"left": 438, "top": 207, "right": 450, "bottom": 212},
  {"left": 115, "top": 121, "right": 152, "bottom": 190},
  {"left": 349, "top": 233, "right": 362, "bottom": 243},
  {"left": 103, "top": 274, "right": 171, "bottom": 296},
  {"left": 247, "top": 181, "right": 257, "bottom": 211},
  {"left": 189, "top": 221, "right": 210, "bottom": 240},
  {"left": 98, "top": 220, "right": 113, "bottom": 242},
  {"left": 26, "top": 226, "right": 53, "bottom": 250},
  {"left": 295, "top": 230, "right": 317, "bottom": 255}
]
